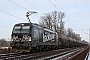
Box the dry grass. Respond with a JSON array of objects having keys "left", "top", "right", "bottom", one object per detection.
[{"left": 0, "top": 49, "right": 16, "bottom": 54}]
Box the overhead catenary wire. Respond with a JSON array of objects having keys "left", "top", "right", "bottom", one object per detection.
[
  {"left": 50, "top": 0, "right": 79, "bottom": 31},
  {"left": 74, "top": 0, "right": 79, "bottom": 21},
  {"left": 3, "top": 0, "right": 88, "bottom": 35},
  {"left": 81, "top": 30, "right": 89, "bottom": 35},
  {"left": 0, "top": 0, "right": 89, "bottom": 41},
  {"left": 55, "top": 0, "right": 65, "bottom": 12},
  {"left": 2, "top": 0, "right": 28, "bottom": 21},
  {"left": 7, "top": 0, "right": 40, "bottom": 17},
  {"left": 25, "top": 0, "right": 44, "bottom": 14},
  {"left": 50, "top": 0, "right": 88, "bottom": 35},
  {"left": 55, "top": 0, "right": 77, "bottom": 25},
  {"left": 8, "top": 0, "right": 29, "bottom": 11},
  {"left": 49, "top": 0, "right": 59, "bottom": 11},
  {"left": 4, "top": 0, "right": 40, "bottom": 18},
  {"left": 3, "top": 0, "right": 25, "bottom": 11},
  {"left": 0, "top": 10, "right": 26, "bottom": 21},
  {"left": 55, "top": 0, "right": 88, "bottom": 35},
  {"left": 74, "top": 0, "right": 87, "bottom": 35}
]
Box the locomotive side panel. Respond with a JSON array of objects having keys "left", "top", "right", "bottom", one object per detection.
[
  {"left": 43, "top": 29, "right": 58, "bottom": 45},
  {"left": 31, "top": 24, "right": 58, "bottom": 47}
]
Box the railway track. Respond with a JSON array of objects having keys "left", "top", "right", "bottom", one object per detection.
[
  {"left": 35, "top": 47, "right": 86, "bottom": 60},
  {"left": 0, "top": 46, "right": 87, "bottom": 60}
]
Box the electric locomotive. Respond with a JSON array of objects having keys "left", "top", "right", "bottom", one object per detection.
[{"left": 10, "top": 23, "right": 59, "bottom": 52}]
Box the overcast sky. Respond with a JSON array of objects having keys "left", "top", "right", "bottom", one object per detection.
[{"left": 0, "top": 0, "right": 90, "bottom": 42}]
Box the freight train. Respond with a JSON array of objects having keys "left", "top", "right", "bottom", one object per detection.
[{"left": 10, "top": 23, "right": 88, "bottom": 53}]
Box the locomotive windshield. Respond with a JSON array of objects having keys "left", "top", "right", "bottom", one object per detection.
[{"left": 13, "top": 26, "right": 30, "bottom": 33}]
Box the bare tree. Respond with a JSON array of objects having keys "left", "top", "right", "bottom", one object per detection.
[
  {"left": 39, "top": 11, "right": 82, "bottom": 41},
  {"left": 0, "top": 39, "right": 9, "bottom": 47},
  {"left": 39, "top": 11, "right": 65, "bottom": 34},
  {"left": 66, "top": 27, "right": 81, "bottom": 41},
  {"left": 66, "top": 27, "right": 73, "bottom": 37},
  {"left": 75, "top": 34, "right": 81, "bottom": 41},
  {"left": 40, "top": 13, "right": 52, "bottom": 29},
  {"left": 58, "top": 11, "right": 65, "bottom": 34}
]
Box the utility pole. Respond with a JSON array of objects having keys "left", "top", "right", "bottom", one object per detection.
[{"left": 26, "top": 11, "right": 37, "bottom": 23}]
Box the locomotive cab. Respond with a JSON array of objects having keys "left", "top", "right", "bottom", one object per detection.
[
  {"left": 12, "top": 23, "right": 31, "bottom": 41},
  {"left": 10, "top": 23, "right": 32, "bottom": 52}
]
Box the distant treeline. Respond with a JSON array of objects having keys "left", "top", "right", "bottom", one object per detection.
[{"left": 0, "top": 39, "right": 10, "bottom": 47}]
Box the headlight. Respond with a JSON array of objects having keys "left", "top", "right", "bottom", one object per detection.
[
  {"left": 29, "top": 36, "right": 31, "bottom": 41},
  {"left": 11, "top": 39, "right": 13, "bottom": 41}
]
